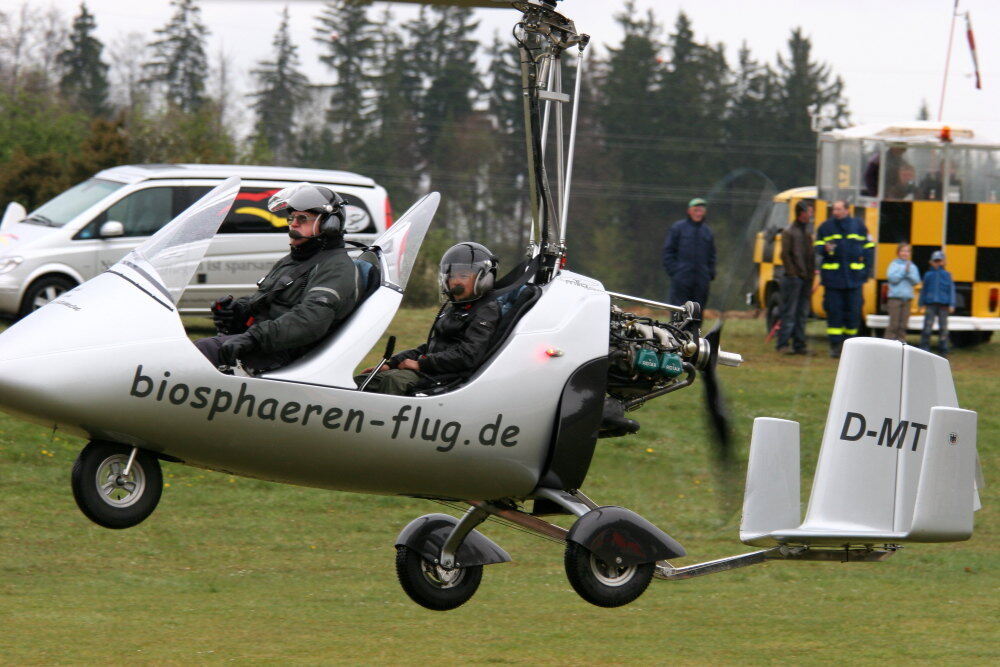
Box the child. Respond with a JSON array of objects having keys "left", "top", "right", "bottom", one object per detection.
[
  {"left": 360, "top": 242, "right": 501, "bottom": 395},
  {"left": 919, "top": 250, "right": 956, "bottom": 356},
  {"left": 884, "top": 242, "right": 921, "bottom": 342}
]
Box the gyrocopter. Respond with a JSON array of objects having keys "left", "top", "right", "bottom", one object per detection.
[{"left": 0, "top": 0, "right": 982, "bottom": 611}]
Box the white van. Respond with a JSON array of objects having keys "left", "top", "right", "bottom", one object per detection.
[{"left": 0, "top": 164, "right": 391, "bottom": 316}]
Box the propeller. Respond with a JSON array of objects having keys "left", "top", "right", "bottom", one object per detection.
[{"left": 700, "top": 321, "right": 733, "bottom": 465}]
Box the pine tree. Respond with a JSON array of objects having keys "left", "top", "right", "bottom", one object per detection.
[
  {"left": 143, "top": 0, "right": 210, "bottom": 113},
  {"left": 358, "top": 9, "right": 421, "bottom": 205},
  {"left": 314, "top": 0, "right": 377, "bottom": 168},
  {"left": 57, "top": 3, "right": 109, "bottom": 117},
  {"left": 917, "top": 99, "right": 931, "bottom": 120},
  {"left": 250, "top": 7, "right": 309, "bottom": 163},
  {"left": 773, "top": 27, "right": 849, "bottom": 185}
]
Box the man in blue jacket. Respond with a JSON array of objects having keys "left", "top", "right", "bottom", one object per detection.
[
  {"left": 814, "top": 200, "right": 874, "bottom": 358},
  {"left": 919, "top": 250, "right": 956, "bottom": 356},
  {"left": 662, "top": 197, "right": 716, "bottom": 309}
]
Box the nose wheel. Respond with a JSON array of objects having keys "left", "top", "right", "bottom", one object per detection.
[
  {"left": 395, "top": 546, "right": 483, "bottom": 611},
  {"left": 71, "top": 441, "right": 163, "bottom": 529}
]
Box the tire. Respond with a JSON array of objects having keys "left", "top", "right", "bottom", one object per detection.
[
  {"left": 395, "top": 545, "right": 483, "bottom": 611},
  {"left": 71, "top": 441, "right": 163, "bottom": 529},
  {"left": 765, "top": 289, "right": 781, "bottom": 333},
  {"left": 20, "top": 275, "right": 76, "bottom": 317},
  {"left": 564, "top": 542, "right": 655, "bottom": 608},
  {"left": 950, "top": 331, "right": 993, "bottom": 348}
]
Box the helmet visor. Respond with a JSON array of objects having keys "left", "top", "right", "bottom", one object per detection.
[{"left": 267, "top": 182, "right": 331, "bottom": 215}]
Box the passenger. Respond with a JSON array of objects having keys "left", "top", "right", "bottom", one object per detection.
[
  {"left": 863, "top": 146, "right": 915, "bottom": 199},
  {"left": 360, "top": 242, "right": 501, "bottom": 395},
  {"left": 195, "top": 182, "right": 359, "bottom": 373}
]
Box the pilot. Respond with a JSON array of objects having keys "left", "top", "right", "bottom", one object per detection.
[
  {"left": 359, "top": 242, "right": 502, "bottom": 395},
  {"left": 195, "top": 182, "right": 359, "bottom": 373}
]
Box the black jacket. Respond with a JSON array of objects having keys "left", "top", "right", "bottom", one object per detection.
[
  {"left": 242, "top": 246, "right": 359, "bottom": 356},
  {"left": 390, "top": 297, "right": 502, "bottom": 379},
  {"left": 661, "top": 217, "right": 716, "bottom": 283}
]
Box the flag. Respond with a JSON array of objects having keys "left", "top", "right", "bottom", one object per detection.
[{"left": 965, "top": 12, "right": 982, "bottom": 89}]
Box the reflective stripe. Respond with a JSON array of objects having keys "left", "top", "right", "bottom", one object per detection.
[
  {"left": 864, "top": 242, "right": 875, "bottom": 248},
  {"left": 844, "top": 328, "right": 858, "bottom": 335},
  {"left": 846, "top": 234, "right": 867, "bottom": 241},
  {"left": 849, "top": 262, "right": 866, "bottom": 270},
  {"left": 309, "top": 286, "right": 341, "bottom": 299},
  {"left": 823, "top": 234, "right": 843, "bottom": 241},
  {"left": 814, "top": 240, "right": 826, "bottom": 246},
  {"left": 821, "top": 263, "right": 840, "bottom": 270},
  {"left": 826, "top": 327, "right": 844, "bottom": 335}
]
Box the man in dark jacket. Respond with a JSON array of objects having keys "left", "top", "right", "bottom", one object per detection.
[
  {"left": 775, "top": 200, "right": 816, "bottom": 354},
  {"left": 662, "top": 197, "right": 716, "bottom": 309},
  {"left": 361, "top": 242, "right": 501, "bottom": 395},
  {"left": 195, "top": 182, "right": 359, "bottom": 373},
  {"left": 815, "top": 199, "right": 874, "bottom": 358}
]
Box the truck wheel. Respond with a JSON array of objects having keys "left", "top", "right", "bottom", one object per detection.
[
  {"left": 71, "top": 442, "right": 163, "bottom": 529},
  {"left": 564, "top": 542, "right": 654, "bottom": 608},
  {"left": 950, "top": 331, "right": 993, "bottom": 347},
  {"left": 395, "top": 545, "right": 482, "bottom": 611},
  {"left": 765, "top": 290, "right": 781, "bottom": 333},
  {"left": 20, "top": 275, "right": 76, "bottom": 316}
]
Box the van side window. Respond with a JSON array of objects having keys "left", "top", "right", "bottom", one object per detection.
[
  {"left": 215, "top": 187, "right": 375, "bottom": 234},
  {"left": 77, "top": 187, "right": 189, "bottom": 239}
]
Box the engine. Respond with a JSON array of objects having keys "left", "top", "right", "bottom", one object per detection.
[{"left": 601, "top": 303, "right": 713, "bottom": 438}]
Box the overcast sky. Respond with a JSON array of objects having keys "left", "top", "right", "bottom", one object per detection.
[{"left": 39, "top": 0, "right": 1000, "bottom": 136}]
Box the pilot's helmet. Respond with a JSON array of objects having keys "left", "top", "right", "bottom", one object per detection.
[
  {"left": 439, "top": 242, "right": 498, "bottom": 303},
  {"left": 267, "top": 182, "right": 347, "bottom": 237}
]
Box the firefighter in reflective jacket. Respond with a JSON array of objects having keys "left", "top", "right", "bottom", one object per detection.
[{"left": 814, "top": 199, "right": 874, "bottom": 358}]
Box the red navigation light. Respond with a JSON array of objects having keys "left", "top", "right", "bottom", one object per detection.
[{"left": 385, "top": 198, "right": 394, "bottom": 228}]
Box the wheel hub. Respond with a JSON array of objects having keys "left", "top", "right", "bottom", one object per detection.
[
  {"left": 589, "top": 553, "right": 637, "bottom": 586},
  {"left": 95, "top": 454, "right": 145, "bottom": 508}
]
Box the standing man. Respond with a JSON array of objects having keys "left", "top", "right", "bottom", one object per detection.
[
  {"left": 775, "top": 200, "right": 815, "bottom": 354},
  {"left": 815, "top": 200, "right": 874, "bottom": 358},
  {"left": 662, "top": 197, "right": 716, "bottom": 309}
]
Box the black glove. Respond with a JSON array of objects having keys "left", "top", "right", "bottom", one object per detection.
[
  {"left": 219, "top": 332, "right": 257, "bottom": 366},
  {"left": 212, "top": 296, "right": 250, "bottom": 335}
]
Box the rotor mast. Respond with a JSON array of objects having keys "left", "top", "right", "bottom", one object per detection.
[{"left": 511, "top": 0, "right": 589, "bottom": 283}]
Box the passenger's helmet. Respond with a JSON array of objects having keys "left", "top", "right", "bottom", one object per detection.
[
  {"left": 439, "top": 242, "right": 498, "bottom": 303},
  {"left": 267, "top": 182, "right": 347, "bottom": 238}
]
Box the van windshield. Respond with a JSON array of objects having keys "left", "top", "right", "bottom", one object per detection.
[{"left": 25, "top": 178, "right": 124, "bottom": 227}]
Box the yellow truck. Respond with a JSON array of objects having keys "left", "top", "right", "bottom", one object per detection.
[{"left": 753, "top": 122, "right": 1000, "bottom": 345}]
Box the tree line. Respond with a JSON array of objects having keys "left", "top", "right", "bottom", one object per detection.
[{"left": 0, "top": 0, "right": 850, "bottom": 303}]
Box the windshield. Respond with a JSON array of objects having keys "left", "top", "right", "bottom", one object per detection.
[
  {"left": 111, "top": 177, "right": 240, "bottom": 305},
  {"left": 25, "top": 178, "right": 124, "bottom": 227},
  {"left": 372, "top": 192, "right": 439, "bottom": 291}
]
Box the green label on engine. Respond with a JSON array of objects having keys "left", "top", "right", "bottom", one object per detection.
[
  {"left": 659, "top": 353, "right": 684, "bottom": 378},
  {"left": 634, "top": 348, "right": 660, "bottom": 374}
]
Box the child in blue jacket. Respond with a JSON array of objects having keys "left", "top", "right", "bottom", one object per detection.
[
  {"left": 919, "top": 250, "right": 956, "bottom": 355},
  {"left": 885, "top": 242, "right": 921, "bottom": 341}
]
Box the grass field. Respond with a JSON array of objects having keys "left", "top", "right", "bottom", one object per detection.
[{"left": 0, "top": 311, "right": 996, "bottom": 664}]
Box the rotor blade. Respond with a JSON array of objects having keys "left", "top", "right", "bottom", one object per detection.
[{"left": 701, "top": 322, "right": 733, "bottom": 465}]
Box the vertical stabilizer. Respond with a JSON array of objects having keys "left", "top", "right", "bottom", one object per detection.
[
  {"left": 908, "top": 407, "right": 977, "bottom": 541},
  {"left": 740, "top": 418, "right": 800, "bottom": 546}
]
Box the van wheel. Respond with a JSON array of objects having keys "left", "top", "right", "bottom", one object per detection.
[{"left": 20, "top": 275, "right": 76, "bottom": 316}]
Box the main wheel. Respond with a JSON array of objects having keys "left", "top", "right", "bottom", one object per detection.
[
  {"left": 564, "top": 542, "right": 654, "bottom": 608},
  {"left": 20, "top": 275, "right": 76, "bottom": 316},
  {"left": 71, "top": 442, "right": 163, "bottom": 529},
  {"left": 395, "top": 545, "right": 483, "bottom": 611}
]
